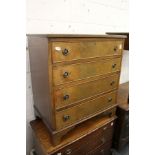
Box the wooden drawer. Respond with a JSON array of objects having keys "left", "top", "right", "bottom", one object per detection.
[
  {"left": 54, "top": 121, "right": 115, "bottom": 155},
  {"left": 54, "top": 74, "right": 119, "bottom": 110},
  {"left": 55, "top": 91, "right": 117, "bottom": 130},
  {"left": 87, "top": 141, "right": 112, "bottom": 155},
  {"left": 31, "top": 113, "right": 117, "bottom": 155},
  {"left": 53, "top": 58, "right": 121, "bottom": 86},
  {"left": 52, "top": 40, "right": 123, "bottom": 63}
]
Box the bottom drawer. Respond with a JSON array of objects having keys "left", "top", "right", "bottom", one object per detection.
[
  {"left": 87, "top": 141, "right": 112, "bottom": 155},
  {"left": 56, "top": 91, "right": 117, "bottom": 130},
  {"left": 54, "top": 120, "right": 115, "bottom": 155}
]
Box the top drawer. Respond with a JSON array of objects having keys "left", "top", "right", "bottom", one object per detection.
[{"left": 52, "top": 40, "right": 123, "bottom": 63}]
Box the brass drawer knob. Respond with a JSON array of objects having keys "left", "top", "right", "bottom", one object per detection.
[
  {"left": 64, "top": 149, "right": 72, "bottom": 155},
  {"left": 112, "top": 63, "right": 117, "bottom": 68},
  {"left": 62, "top": 48, "right": 69, "bottom": 56},
  {"left": 114, "top": 46, "right": 118, "bottom": 52},
  {"left": 63, "top": 94, "right": 69, "bottom": 100},
  {"left": 63, "top": 72, "right": 69, "bottom": 78},
  {"left": 63, "top": 115, "right": 70, "bottom": 121},
  {"left": 110, "top": 81, "right": 115, "bottom": 86},
  {"left": 108, "top": 98, "right": 112, "bottom": 102}
]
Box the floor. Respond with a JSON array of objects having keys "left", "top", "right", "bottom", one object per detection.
[{"left": 112, "top": 144, "right": 129, "bottom": 155}]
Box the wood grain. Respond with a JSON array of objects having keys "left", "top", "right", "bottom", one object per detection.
[
  {"left": 31, "top": 115, "right": 117, "bottom": 155},
  {"left": 52, "top": 40, "right": 123, "bottom": 63},
  {"left": 53, "top": 57, "right": 122, "bottom": 86},
  {"left": 87, "top": 141, "right": 112, "bottom": 155},
  {"left": 55, "top": 91, "right": 117, "bottom": 130},
  {"left": 54, "top": 73, "right": 119, "bottom": 110},
  {"left": 53, "top": 124, "right": 114, "bottom": 155},
  {"left": 28, "top": 36, "right": 55, "bottom": 130},
  {"left": 28, "top": 35, "right": 125, "bottom": 143}
]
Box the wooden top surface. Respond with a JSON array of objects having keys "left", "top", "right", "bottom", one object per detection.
[
  {"left": 106, "top": 32, "right": 129, "bottom": 35},
  {"left": 117, "top": 82, "right": 129, "bottom": 111},
  {"left": 26, "top": 34, "right": 127, "bottom": 39},
  {"left": 30, "top": 115, "right": 117, "bottom": 154},
  {"left": 106, "top": 32, "right": 129, "bottom": 50}
]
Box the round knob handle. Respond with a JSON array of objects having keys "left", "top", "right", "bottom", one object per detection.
[
  {"left": 110, "top": 81, "right": 115, "bottom": 86},
  {"left": 63, "top": 72, "right": 69, "bottom": 78},
  {"left": 114, "top": 46, "right": 118, "bottom": 52},
  {"left": 112, "top": 63, "right": 117, "bottom": 68},
  {"left": 108, "top": 97, "right": 112, "bottom": 102},
  {"left": 63, "top": 115, "right": 70, "bottom": 121},
  {"left": 63, "top": 94, "right": 69, "bottom": 100},
  {"left": 64, "top": 149, "right": 72, "bottom": 155},
  {"left": 62, "top": 48, "right": 69, "bottom": 56}
]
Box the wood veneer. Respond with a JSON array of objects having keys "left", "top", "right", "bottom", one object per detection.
[{"left": 28, "top": 34, "right": 126, "bottom": 145}]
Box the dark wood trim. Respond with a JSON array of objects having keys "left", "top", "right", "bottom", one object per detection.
[
  {"left": 106, "top": 32, "right": 129, "bottom": 50},
  {"left": 26, "top": 34, "right": 127, "bottom": 39},
  {"left": 31, "top": 116, "right": 117, "bottom": 154}
]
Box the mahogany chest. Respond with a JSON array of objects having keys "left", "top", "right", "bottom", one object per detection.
[
  {"left": 31, "top": 114, "right": 117, "bottom": 155},
  {"left": 28, "top": 34, "right": 126, "bottom": 145}
]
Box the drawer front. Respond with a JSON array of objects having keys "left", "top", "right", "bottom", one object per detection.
[
  {"left": 54, "top": 121, "right": 115, "bottom": 155},
  {"left": 54, "top": 74, "right": 119, "bottom": 109},
  {"left": 87, "top": 141, "right": 112, "bottom": 155},
  {"left": 55, "top": 91, "right": 117, "bottom": 130},
  {"left": 52, "top": 40, "right": 123, "bottom": 63},
  {"left": 53, "top": 58, "right": 121, "bottom": 86}
]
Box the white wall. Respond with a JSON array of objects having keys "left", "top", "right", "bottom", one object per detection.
[
  {"left": 27, "top": 0, "right": 128, "bottom": 34},
  {"left": 26, "top": 0, "right": 129, "bottom": 154}
]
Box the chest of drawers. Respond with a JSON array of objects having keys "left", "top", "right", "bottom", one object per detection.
[
  {"left": 31, "top": 114, "right": 117, "bottom": 155},
  {"left": 28, "top": 34, "right": 126, "bottom": 145}
]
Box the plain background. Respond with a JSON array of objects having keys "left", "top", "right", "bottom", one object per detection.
[{"left": 0, "top": 0, "right": 155, "bottom": 155}]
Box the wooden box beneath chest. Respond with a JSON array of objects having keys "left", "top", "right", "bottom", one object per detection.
[
  {"left": 28, "top": 34, "right": 126, "bottom": 145},
  {"left": 31, "top": 113, "right": 117, "bottom": 155}
]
